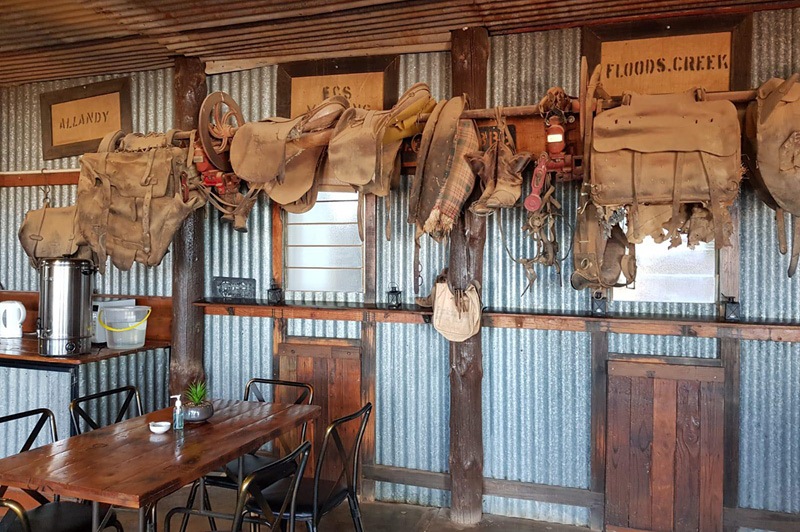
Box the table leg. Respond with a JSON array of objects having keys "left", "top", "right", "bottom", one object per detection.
[
  {"left": 92, "top": 501, "right": 100, "bottom": 531},
  {"left": 139, "top": 506, "right": 146, "bottom": 532}
]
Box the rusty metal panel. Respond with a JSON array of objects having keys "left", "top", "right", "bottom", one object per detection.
[{"left": 751, "top": 7, "right": 800, "bottom": 84}]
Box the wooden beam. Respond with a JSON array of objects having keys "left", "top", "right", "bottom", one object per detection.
[
  {"left": 361, "top": 193, "right": 378, "bottom": 501},
  {"left": 589, "top": 331, "right": 608, "bottom": 530},
  {"left": 170, "top": 56, "right": 207, "bottom": 396},
  {"left": 0, "top": 171, "right": 79, "bottom": 188},
  {"left": 724, "top": 507, "right": 800, "bottom": 532},
  {"left": 447, "top": 26, "right": 489, "bottom": 526},
  {"left": 197, "top": 300, "right": 800, "bottom": 343}
]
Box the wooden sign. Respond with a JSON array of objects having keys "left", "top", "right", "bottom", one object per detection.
[
  {"left": 583, "top": 14, "right": 752, "bottom": 96},
  {"left": 40, "top": 78, "right": 132, "bottom": 160},
  {"left": 600, "top": 32, "right": 731, "bottom": 95},
  {"left": 290, "top": 71, "right": 384, "bottom": 117},
  {"left": 276, "top": 55, "right": 399, "bottom": 119}
]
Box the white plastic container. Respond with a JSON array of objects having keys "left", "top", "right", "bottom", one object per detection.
[{"left": 99, "top": 306, "right": 151, "bottom": 349}]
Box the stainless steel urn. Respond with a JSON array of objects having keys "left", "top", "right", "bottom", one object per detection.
[{"left": 38, "top": 258, "right": 95, "bottom": 356}]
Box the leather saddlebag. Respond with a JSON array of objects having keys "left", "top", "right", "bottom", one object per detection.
[
  {"left": 591, "top": 90, "right": 741, "bottom": 248},
  {"left": 77, "top": 132, "right": 205, "bottom": 273}
]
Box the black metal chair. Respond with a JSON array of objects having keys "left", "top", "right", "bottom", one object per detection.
[
  {"left": 259, "top": 402, "right": 372, "bottom": 532},
  {"left": 69, "top": 385, "right": 143, "bottom": 435},
  {"left": 165, "top": 441, "right": 312, "bottom": 532},
  {"left": 0, "top": 408, "right": 122, "bottom": 532},
  {"left": 181, "top": 379, "right": 314, "bottom": 531}
]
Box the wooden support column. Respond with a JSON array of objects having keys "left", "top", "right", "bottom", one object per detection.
[
  {"left": 448, "top": 26, "right": 489, "bottom": 526},
  {"left": 170, "top": 56, "right": 207, "bottom": 395}
]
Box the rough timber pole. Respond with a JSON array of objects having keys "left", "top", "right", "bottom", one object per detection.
[
  {"left": 171, "top": 56, "right": 207, "bottom": 395},
  {"left": 448, "top": 26, "right": 489, "bottom": 526}
]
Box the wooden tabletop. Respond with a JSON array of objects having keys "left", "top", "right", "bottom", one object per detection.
[
  {"left": 0, "top": 336, "right": 171, "bottom": 366},
  {"left": 0, "top": 399, "right": 319, "bottom": 508}
]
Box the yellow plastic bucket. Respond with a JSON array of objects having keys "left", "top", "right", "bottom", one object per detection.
[{"left": 98, "top": 306, "right": 151, "bottom": 349}]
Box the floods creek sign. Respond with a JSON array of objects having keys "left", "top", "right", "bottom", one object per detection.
[
  {"left": 40, "top": 78, "right": 132, "bottom": 160},
  {"left": 600, "top": 32, "right": 731, "bottom": 95}
]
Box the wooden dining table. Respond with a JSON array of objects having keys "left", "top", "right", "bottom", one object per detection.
[{"left": 0, "top": 399, "right": 319, "bottom": 532}]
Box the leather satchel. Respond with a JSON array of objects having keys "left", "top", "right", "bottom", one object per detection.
[
  {"left": 591, "top": 90, "right": 741, "bottom": 249},
  {"left": 745, "top": 74, "right": 800, "bottom": 275}
]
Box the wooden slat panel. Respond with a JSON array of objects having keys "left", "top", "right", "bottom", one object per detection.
[
  {"left": 651, "top": 379, "right": 677, "bottom": 532},
  {"left": 609, "top": 361, "right": 724, "bottom": 383},
  {"left": 700, "top": 381, "right": 724, "bottom": 532},
  {"left": 605, "top": 375, "right": 632, "bottom": 527},
  {"left": 628, "top": 377, "right": 653, "bottom": 530},
  {"left": 674, "top": 380, "right": 701, "bottom": 531}
]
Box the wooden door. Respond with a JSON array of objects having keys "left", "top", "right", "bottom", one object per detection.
[
  {"left": 277, "top": 340, "right": 362, "bottom": 481},
  {"left": 605, "top": 359, "right": 724, "bottom": 532}
]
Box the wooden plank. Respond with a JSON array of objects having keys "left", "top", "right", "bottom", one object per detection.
[
  {"left": 724, "top": 506, "right": 800, "bottom": 532},
  {"left": 605, "top": 375, "right": 631, "bottom": 527},
  {"left": 446, "top": 25, "right": 489, "bottom": 527},
  {"left": 0, "top": 170, "right": 79, "bottom": 188},
  {"left": 628, "top": 377, "right": 653, "bottom": 530},
  {"left": 674, "top": 380, "right": 701, "bottom": 531},
  {"left": 609, "top": 361, "right": 724, "bottom": 383},
  {"left": 483, "top": 478, "right": 604, "bottom": 508},
  {"left": 609, "top": 353, "right": 722, "bottom": 367},
  {"left": 198, "top": 300, "right": 800, "bottom": 343},
  {"left": 699, "top": 381, "right": 724, "bottom": 532},
  {"left": 0, "top": 338, "right": 171, "bottom": 367},
  {"left": 651, "top": 379, "right": 677, "bottom": 532},
  {"left": 282, "top": 336, "right": 360, "bottom": 348},
  {"left": 720, "top": 338, "right": 740, "bottom": 510},
  {"left": 589, "top": 331, "right": 608, "bottom": 531},
  {"left": 169, "top": 56, "right": 206, "bottom": 396}
]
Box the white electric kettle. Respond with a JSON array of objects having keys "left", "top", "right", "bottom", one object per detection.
[{"left": 0, "top": 301, "right": 26, "bottom": 338}]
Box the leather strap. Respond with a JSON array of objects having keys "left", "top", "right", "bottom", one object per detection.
[
  {"left": 777, "top": 207, "right": 788, "bottom": 255},
  {"left": 790, "top": 214, "right": 800, "bottom": 277}
]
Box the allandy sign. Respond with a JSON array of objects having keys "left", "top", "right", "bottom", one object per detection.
[
  {"left": 600, "top": 32, "right": 731, "bottom": 95},
  {"left": 40, "top": 78, "right": 132, "bottom": 160}
]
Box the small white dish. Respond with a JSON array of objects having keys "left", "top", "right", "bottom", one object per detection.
[{"left": 149, "top": 421, "right": 171, "bottom": 434}]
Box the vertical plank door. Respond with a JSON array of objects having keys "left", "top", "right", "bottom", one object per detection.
[
  {"left": 278, "top": 341, "right": 362, "bottom": 481},
  {"left": 605, "top": 360, "right": 724, "bottom": 532}
]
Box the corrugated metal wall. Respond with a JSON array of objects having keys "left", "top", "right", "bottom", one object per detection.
[
  {"left": 0, "top": 366, "right": 72, "bottom": 458},
  {"left": 1, "top": 6, "right": 800, "bottom": 526},
  {"left": 736, "top": 7, "right": 800, "bottom": 520}
]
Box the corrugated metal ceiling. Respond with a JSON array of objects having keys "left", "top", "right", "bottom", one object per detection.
[{"left": 0, "top": 0, "right": 797, "bottom": 86}]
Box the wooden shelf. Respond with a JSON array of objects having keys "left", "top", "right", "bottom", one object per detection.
[
  {"left": 197, "top": 299, "right": 800, "bottom": 343},
  {"left": 0, "top": 337, "right": 171, "bottom": 367}
]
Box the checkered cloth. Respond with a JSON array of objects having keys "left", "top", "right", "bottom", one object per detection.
[{"left": 423, "top": 119, "right": 480, "bottom": 239}]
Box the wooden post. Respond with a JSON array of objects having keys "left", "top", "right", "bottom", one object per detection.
[
  {"left": 170, "top": 56, "right": 207, "bottom": 395},
  {"left": 448, "top": 26, "right": 489, "bottom": 526}
]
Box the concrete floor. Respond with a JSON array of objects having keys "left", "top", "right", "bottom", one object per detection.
[{"left": 117, "top": 484, "right": 587, "bottom": 531}]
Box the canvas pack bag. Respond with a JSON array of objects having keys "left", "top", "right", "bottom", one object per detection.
[
  {"left": 77, "top": 131, "right": 205, "bottom": 273},
  {"left": 591, "top": 90, "right": 741, "bottom": 249},
  {"left": 745, "top": 74, "right": 800, "bottom": 275},
  {"left": 18, "top": 202, "right": 96, "bottom": 268},
  {"left": 416, "top": 270, "right": 482, "bottom": 342}
]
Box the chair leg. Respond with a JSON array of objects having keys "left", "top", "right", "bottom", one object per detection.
[
  {"left": 179, "top": 481, "right": 200, "bottom": 532},
  {"left": 347, "top": 494, "right": 364, "bottom": 532}
]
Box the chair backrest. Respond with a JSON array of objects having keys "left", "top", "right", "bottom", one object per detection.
[
  {"left": 233, "top": 440, "right": 311, "bottom": 532},
  {"left": 0, "top": 408, "right": 57, "bottom": 503},
  {"left": 69, "top": 385, "right": 143, "bottom": 434},
  {"left": 312, "top": 402, "right": 372, "bottom": 522},
  {"left": 244, "top": 378, "right": 313, "bottom": 450}
]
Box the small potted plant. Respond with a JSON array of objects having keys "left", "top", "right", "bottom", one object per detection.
[{"left": 184, "top": 380, "right": 214, "bottom": 422}]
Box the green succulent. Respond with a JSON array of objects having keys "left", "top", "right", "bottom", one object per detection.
[{"left": 185, "top": 380, "right": 208, "bottom": 406}]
